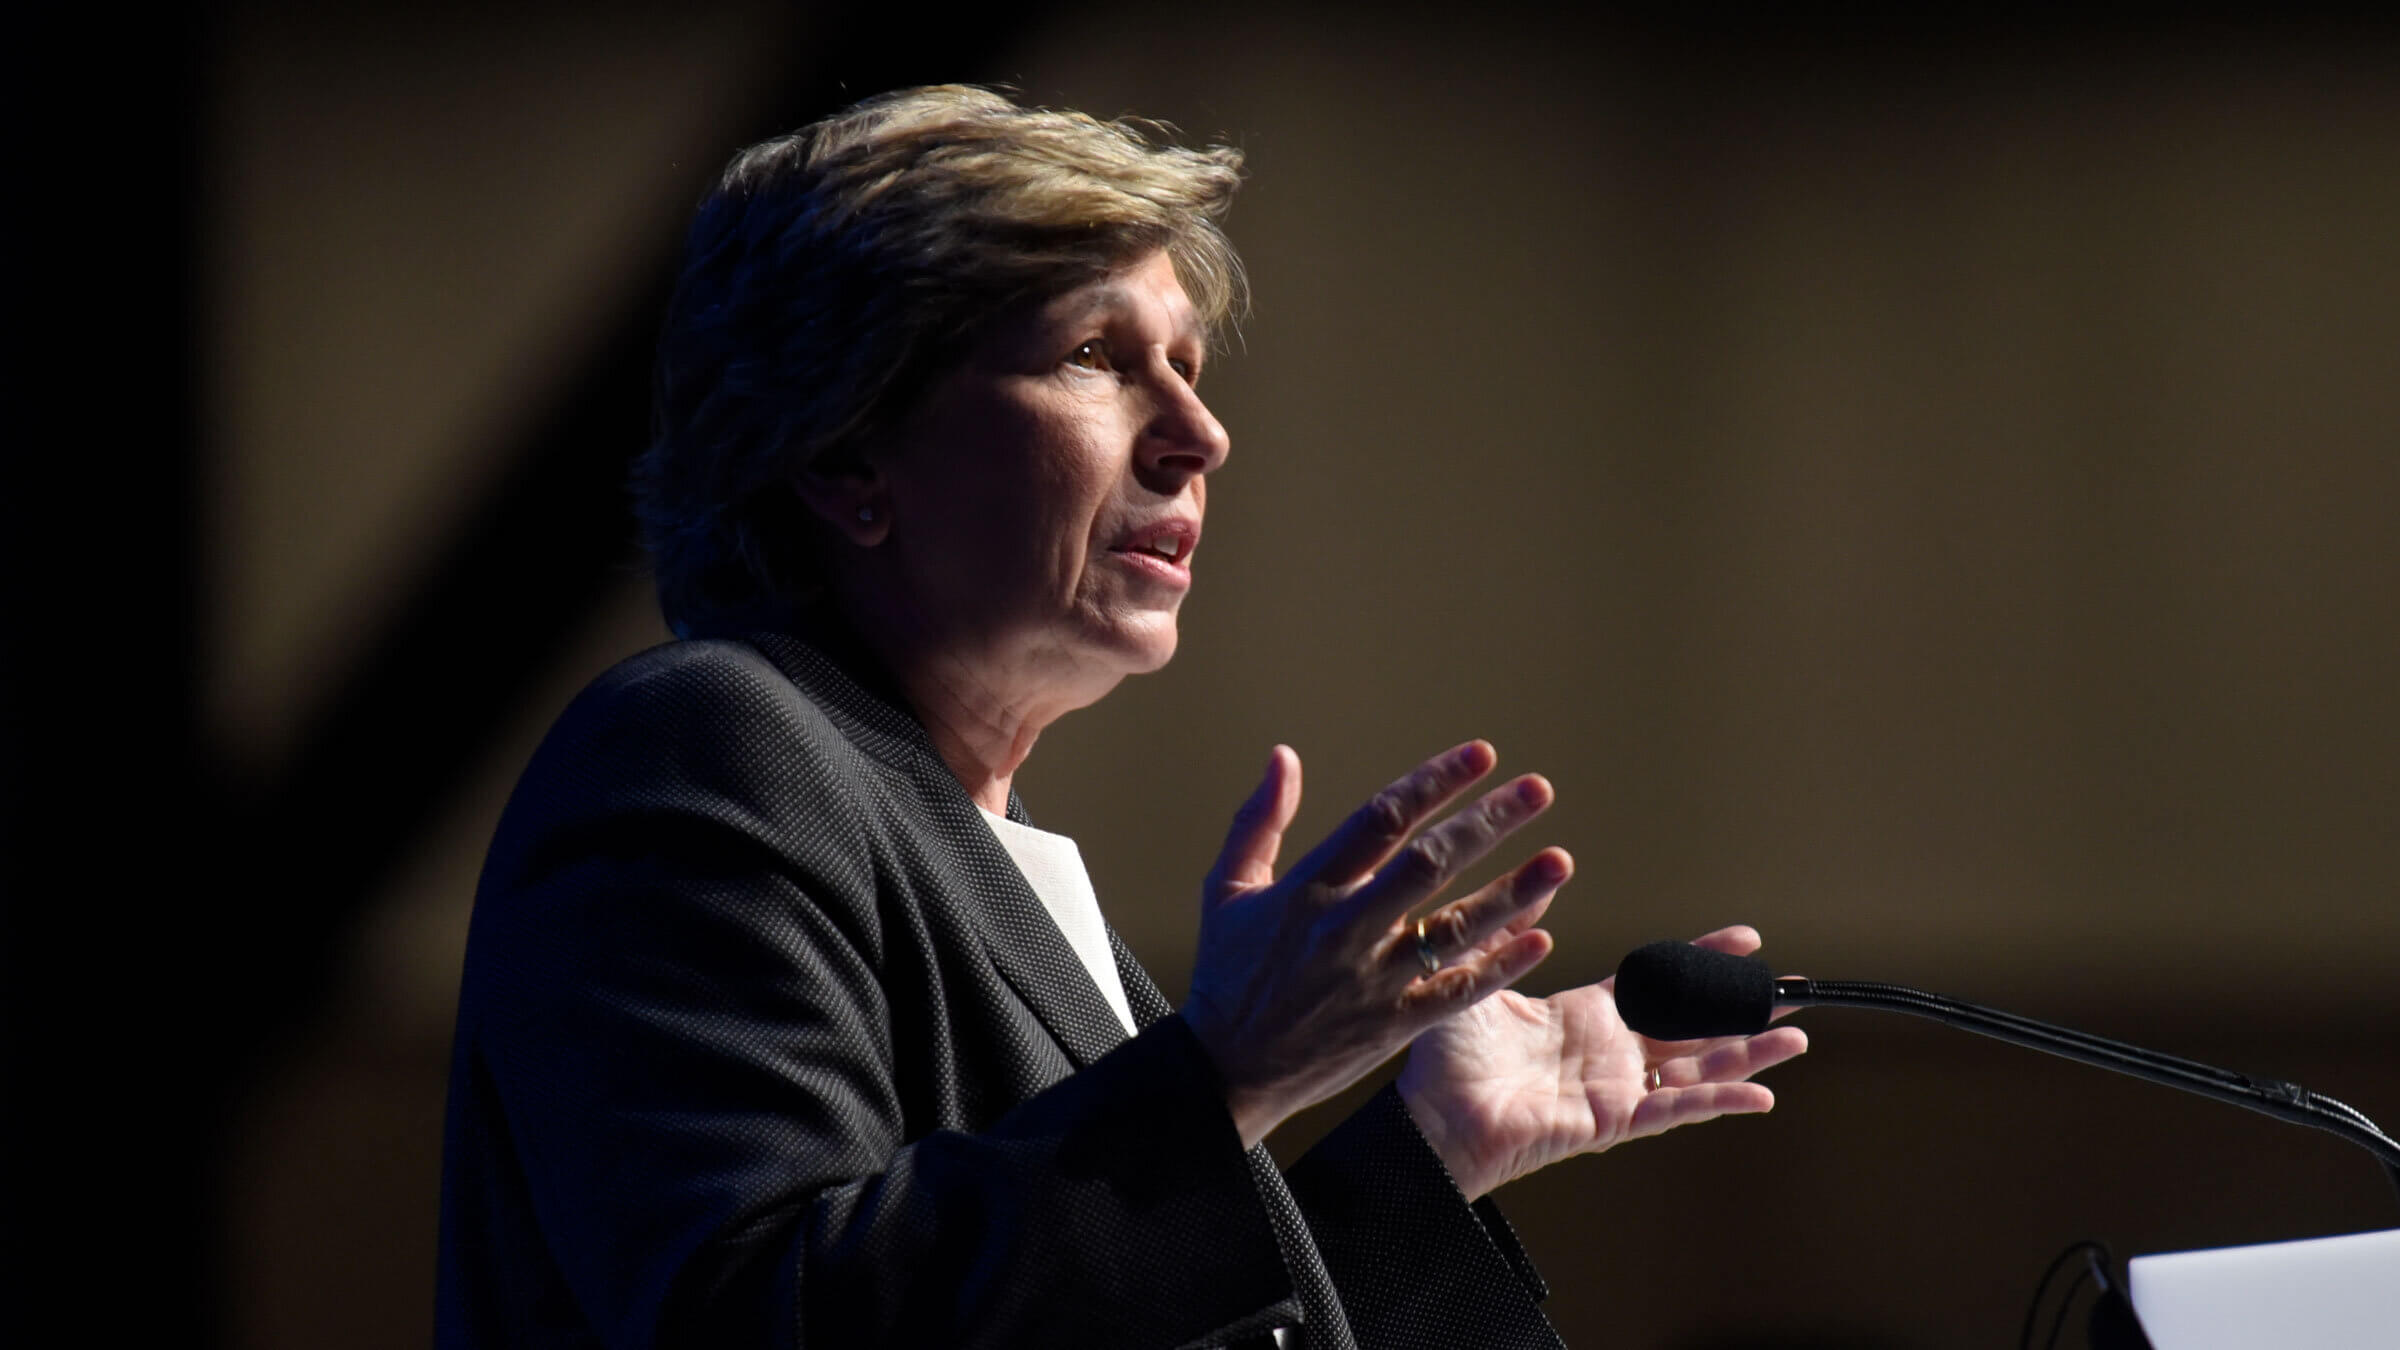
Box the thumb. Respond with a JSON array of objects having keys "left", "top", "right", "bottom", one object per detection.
[{"left": 1206, "top": 745, "right": 1301, "bottom": 899}]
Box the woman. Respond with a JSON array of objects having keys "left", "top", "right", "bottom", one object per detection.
[{"left": 437, "top": 85, "right": 1805, "bottom": 1349}]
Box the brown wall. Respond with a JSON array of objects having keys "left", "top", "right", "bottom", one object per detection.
[{"left": 210, "top": 7, "right": 2400, "bottom": 1346}]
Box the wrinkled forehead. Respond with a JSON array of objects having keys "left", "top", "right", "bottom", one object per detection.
[{"left": 991, "top": 252, "right": 1208, "bottom": 350}]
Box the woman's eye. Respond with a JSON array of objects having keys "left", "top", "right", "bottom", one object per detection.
[{"left": 1066, "top": 341, "right": 1105, "bottom": 371}]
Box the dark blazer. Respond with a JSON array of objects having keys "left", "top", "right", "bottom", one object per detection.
[{"left": 435, "top": 630, "right": 1566, "bottom": 1349}]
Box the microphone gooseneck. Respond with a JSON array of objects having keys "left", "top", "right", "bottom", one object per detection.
[{"left": 1614, "top": 942, "right": 2400, "bottom": 1207}]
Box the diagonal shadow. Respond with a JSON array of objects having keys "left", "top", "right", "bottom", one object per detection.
[
  {"left": 226, "top": 1, "right": 1058, "bottom": 1064},
  {"left": 1, "top": 6, "right": 1051, "bottom": 1345}
]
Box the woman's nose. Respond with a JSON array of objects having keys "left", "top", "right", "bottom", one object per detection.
[{"left": 1137, "top": 358, "right": 1230, "bottom": 482}]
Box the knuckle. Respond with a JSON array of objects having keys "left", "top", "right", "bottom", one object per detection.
[
  {"left": 1476, "top": 792, "right": 1515, "bottom": 833},
  {"left": 1397, "top": 835, "right": 1449, "bottom": 885},
  {"left": 1401, "top": 968, "right": 1478, "bottom": 1014},
  {"left": 1434, "top": 907, "right": 1472, "bottom": 950},
  {"left": 1364, "top": 790, "right": 1411, "bottom": 838}
]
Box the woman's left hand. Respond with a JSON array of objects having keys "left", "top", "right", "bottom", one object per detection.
[{"left": 1395, "top": 924, "right": 1808, "bottom": 1201}]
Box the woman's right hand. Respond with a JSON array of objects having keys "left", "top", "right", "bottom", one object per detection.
[{"left": 1179, "top": 741, "right": 1571, "bottom": 1147}]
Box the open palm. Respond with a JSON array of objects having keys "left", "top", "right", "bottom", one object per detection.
[{"left": 1397, "top": 925, "right": 1809, "bottom": 1201}]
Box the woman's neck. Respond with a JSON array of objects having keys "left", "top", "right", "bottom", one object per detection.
[
  {"left": 831, "top": 600, "right": 1119, "bottom": 815},
  {"left": 904, "top": 658, "right": 1048, "bottom": 815}
]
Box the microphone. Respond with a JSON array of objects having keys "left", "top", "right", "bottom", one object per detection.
[
  {"left": 1613, "top": 940, "right": 2400, "bottom": 1204},
  {"left": 1614, "top": 939, "right": 1778, "bottom": 1040}
]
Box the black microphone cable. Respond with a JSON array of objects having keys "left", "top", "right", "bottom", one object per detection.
[{"left": 2020, "top": 1240, "right": 2150, "bottom": 1350}]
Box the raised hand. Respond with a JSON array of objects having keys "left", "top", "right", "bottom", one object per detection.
[
  {"left": 1395, "top": 925, "right": 1809, "bottom": 1200},
  {"left": 1180, "top": 741, "right": 1571, "bottom": 1147}
]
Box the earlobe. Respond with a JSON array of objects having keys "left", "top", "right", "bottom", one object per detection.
[{"left": 792, "top": 460, "right": 890, "bottom": 547}]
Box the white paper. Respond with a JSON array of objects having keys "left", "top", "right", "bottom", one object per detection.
[{"left": 2128, "top": 1226, "right": 2400, "bottom": 1349}]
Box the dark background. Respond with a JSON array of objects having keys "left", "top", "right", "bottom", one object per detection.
[{"left": 8, "top": 4, "right": 2396, "bottom": 1345}]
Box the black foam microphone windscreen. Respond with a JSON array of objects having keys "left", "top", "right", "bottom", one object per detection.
[{"left": 1614, "top": 941, "right": 1777, "bottom": 1040}]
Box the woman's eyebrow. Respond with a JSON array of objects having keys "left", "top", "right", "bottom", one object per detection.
[{"left": 1055, "top": 284, "right": 1203, "bottom": 344}]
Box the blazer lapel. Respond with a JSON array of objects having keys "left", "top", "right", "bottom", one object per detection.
[
  {"left": 744, "top": 630, "right": 1132, "bottom": 1071},
  {"left": 921, "top": 782, "right": 1134, "bottom": 1068},
  {"left": 1111, "top": 928, "right": 1175, "bottom": 1028}
]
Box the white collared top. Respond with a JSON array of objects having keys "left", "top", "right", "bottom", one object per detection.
[{"left": 978, "top": 806, "right": 1138, "bottom": 1036}]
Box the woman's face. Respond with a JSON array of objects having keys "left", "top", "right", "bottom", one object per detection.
[{"left": 866, "top": 250, "right": 1229, "bottom": 708}]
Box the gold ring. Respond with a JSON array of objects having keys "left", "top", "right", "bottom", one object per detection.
[
  {"left": 1414, "top": 916, "right": 1440, "bottom": 976},
  {"left": 1645, "top": 1067, "right": 1663, "bottom": 1092}
]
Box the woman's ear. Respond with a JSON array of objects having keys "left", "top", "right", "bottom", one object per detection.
[{"left": 792, "top": 454, "right": 891, "bottom": 548}]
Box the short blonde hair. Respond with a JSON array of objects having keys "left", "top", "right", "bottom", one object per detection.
[{"left": 637, "top": 85, "right": 1247, "bottom": 635}]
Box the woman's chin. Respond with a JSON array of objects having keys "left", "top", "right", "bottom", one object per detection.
[{"left": 1089, "top": 613, "right": 1180, "bottom": 677}]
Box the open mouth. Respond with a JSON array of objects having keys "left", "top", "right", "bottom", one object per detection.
[{"left": 1111, "top": 521, "right": 1198, "bottom": 569}]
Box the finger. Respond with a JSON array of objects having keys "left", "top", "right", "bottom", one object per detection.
[
  {"left": 1685, "top": 926, "right": 1804, "bottom": 1021},
  {"left": 1653, "top": 1025, "right": 1809, "bottom": 1089},
  {"left": 1689, "top": 924, "right": 1762, "bottom": 957},
  {"left": 1205, "top": 745, "right": 1302, "bottom": 897},
  {"left": 1286, "top": 740, "right": 1497, "bottom": 889},
  {"left": 1405, "top": 847, "right": 1571, "bottom": 973},
  {"left": 1628, "top": 1081, "right": 1776, "bottom": 1140},
  {"left": 1347, "top": 773, "right": 1553, "bottom": 924},
  {"left": 1640, "top": 1016, "right": 1808, "bottom": 1066},
  {"left": 1397, "top": 927, "right": 1553, "bottom": 1019},
  {"left": 1451, "top": 870, "right": 1561, "bottom": 965}
]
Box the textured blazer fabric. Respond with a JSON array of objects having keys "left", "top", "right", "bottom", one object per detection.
[{"left": 435, "top": 630, "right": 1565, "bottom": 1349}]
